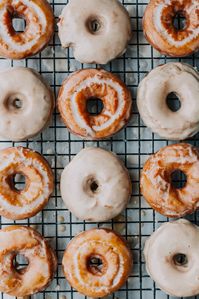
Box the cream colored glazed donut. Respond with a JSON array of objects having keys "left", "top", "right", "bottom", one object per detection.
[
  {"left": 57, "top": 69, "right": 132, "bottom": 139},
  {"left": 0, "top": 225, "right": 57, "bottom": 297},
  {"left": 137, "top": 63, "right": 199, "bottom": 140},
  {"left": 60, "top": 147, "right": 131, "bottom": 222},
  {"left": 58, "top": 0, "right": 132, "bottom": 64},
  {"left": 0, "top": 67, "right": 54, "bottom": 141},
  {"left": 62, "top": 228, "right": 132, "bottom": 298},
  {"left": 0, "top": 0, "right": 54, "bottom": 59},
  {"left": 144, "top": 219, "right": 199, "bottom": 297},
  {"left": 0, "top": 147, "right": 54, "bottom": 220},
  {"left": 143, "top": 0, "right": 199, "bottom": 57}
]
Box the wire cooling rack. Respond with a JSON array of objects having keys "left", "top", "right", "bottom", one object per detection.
[{"left": 0, "top": 0, "right": 199, "bottom": 298}]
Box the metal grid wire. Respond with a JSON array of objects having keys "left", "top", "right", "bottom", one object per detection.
[{"left": 0, "top": 0, "right": 199, "bottom": 298}]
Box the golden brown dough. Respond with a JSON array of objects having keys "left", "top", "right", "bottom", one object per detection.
[
  {"left": 0, "top": 225, "right": 57, "bottom": 297},
  {"left": 141, "top": 143, "right": 199, "bottom": 217},
  {"left": 62, "top": 228, "right": 132, "bottom": 298}
]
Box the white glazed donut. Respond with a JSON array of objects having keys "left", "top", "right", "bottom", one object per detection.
[
  {"left": 144, "top": 219, "right": 199, "bottom": 297},
  {"left": 137, "top": 62, "right": 199, "bottom": 140},
  {"left": 60, "top": 147, "right": 132, "bottom": 222},
  {"left": 58, "top": 0, "right": 132, "bottom": 64},
  {"left": 0, "top": 67, "right": 54, "bottom": 141}
]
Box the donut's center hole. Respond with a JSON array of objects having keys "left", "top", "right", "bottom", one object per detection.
[
  {"left": 173, "top": 11, "right": 187, "bottom": 31},
  {"left": 171, "top": 170, "right": 187, "bottom": 189},
  {"left": 12, "top": 16, "right": 26, "bottom": 33},
  {"left": 87, "top": 255, "right": 104, "bottom": 275},
  {"left": 90, "top": 180, "right": 99, "bottom": 193},
  {"left": 11, "top": 173, "right": 26, "bottom": 191},
  {"left": 13, "top": 98, "right": 23, "bottom": 109},
  {"left": 86, "top": 97, "right": 104, "bottom": 115},
  {"left": 13, "top": 254, "right": 29, "bottom": 273},
  {"left": 173, "top": 253, "right": 188, "bottom": 266},
  {"left": 87, "top": 17, "right": 102, "bottom": 34},
  {"left": 166, "top": 92, "right": 181, "bottom": 112},
  {"left": 6, "top": 95, "right": 23, "bottom": 111}
]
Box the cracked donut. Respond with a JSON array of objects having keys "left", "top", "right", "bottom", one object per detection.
[
  {"left": 0, "top": 67, "right": 54, "bottom": 141},
  {"left": 57, "top": 69, "right": 132, "bottom": 139},
  {"left": 143, "top": 0, "right": 199, "bottom": 56},
  {"left": 58, "top": 0, "right": 132, "bottom": 64},
  {"left": 141, "top": 143, "right": 199, "bottom": 218},
  {"left": 144, "top": 219, "right": 199, "bottom": 297},
  {"left": 0, "top": 0, "right": 54, "bottom": 59},
  {"left": 137, "top": 63, "right": 199, "bottom": 140},
  {"left": 0, "top": 225, "right": 57, "bottom": 297},
  {"left": 0, "top": 146, "right": 54, "bottom": 220},
  {"left": 62, "top": 228, "right": 132, "bottom": 298},
  {"left": 60, "top": 147, "right": 131, "bottom": 222}
]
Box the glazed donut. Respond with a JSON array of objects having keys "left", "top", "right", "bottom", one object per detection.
[
  {"left": 57, "top": 69, "right": 132, "bottom": 139},
  {"left": 60, "top": 147, "right": 131, "bottom": 222},
  {"left": 137, "top": 63, "right": 199, "bottom": 140},
  {"left": 0, "top": 67, "right": 54, "bottom": 141},
  {"left": 0, "top": 0, "right": 54, "bottom": 59},
  {"left": 62, "top": 228, "right": 132, "bottom": 298},
  {"left": 143, "top": 0, "right": 199, "bottom": 56},
  {"left": 0, "top": 146, "right": 54, "bottom": 220},
  {"left": 58, "top": 0, "right": 132, "bottom": 64},
  {"left": 144, "top": 219, "right": 199, "bottom": 297},
  {"left": 141, "top": 143, "right": 199, "bottom": 218},
  {"left": 0, "top": 225, "right": 57, "bottom": 297}
]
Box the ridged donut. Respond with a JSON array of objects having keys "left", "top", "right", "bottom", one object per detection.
[
  {"left": 0, "top": 225, "right": 57, "bottom": 297},
  {"left": 143, "top": 0, "right": 199, "bottom": 56},
  {"left": 0, "top": 0, "right": 54, "bottom": 59},
  {"left": 0, "top": 146, "right": 54, "bottom": 220},
  {"left": 144, "top": 219, "right": 199, "bottom": 297},
  {"left": 62, "top": 228, "right": 132, "bottom": 298},
  {"left": 141, "top": 143, "right": 199, "bottom": 218},
  {"left": 57, "top": 69, "right": 132, "bottom": 139}
]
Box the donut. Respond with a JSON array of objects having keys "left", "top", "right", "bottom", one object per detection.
[
  {"left": 137, "top": 63, "right": 199, "bottom": 140},
  {"left": 144, "top": 219, "right": 199, "bottom": 297},
  {"left": 0, "top": 146, "right": 54, "bottom": 220},
  {"left": 0, "top": 0, "right": 54, "bottom": 59},
  {"left": 0, "top": 67, "right": 54, "bottom": 141},
  {"left": 57, "top": 69, "right": 132, "bottom": 139},
  {"left": 141, "top": 143, "right": 199, "bottom": 218},
  {"left": 60, "top": 147, "right": 131, "bottom": 222},
  {"left": 58, "top": 0, "right": 132, "bottom": 64},
  {"left": 62, "top": 228, "right": 132, "bottom": 298},
  {"left": 142, "top": 0, "right": 199, "bottom": 57},
  {"left": 0, "top": 225, "right": 57, "bottom": 296}
]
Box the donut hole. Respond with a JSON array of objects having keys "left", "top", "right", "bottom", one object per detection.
[
  {"left": 86, "top": 97, "right": 104, "bottom": 115},
  {"left": 10, "top": 11, "right": 27, "bottom": 33},
  {"left": 166, "top": 92, "right": 181, "bottom": 112},
  {"left": 173, "top": 253, "right": 188, "bottom": 267},
  {"left": 171, "top": 170, "right": 187, "bottom": 189},
  {"left": 10, "top": 173, "right": 26, "bottom": 191},
  {"left": 13, "top": 98, "right": 23, "bottom": 109},
  {"left": 173, "top": 11, "right": 187, "bottom": 31},
  {"left": 86, "top": 17, "right": 102, "bottom": 34},
  {"left": 90, "top": 180, "right": 99, "bottom": 192},
  {"left": 13, "top": 254, "right": 29, "bottom": 274},
  {"left": 87, "top": 255, "right": 105, "bottom": 275},
  {"left": 6, "top": 95, "right": 24, "bottom": 111}
]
